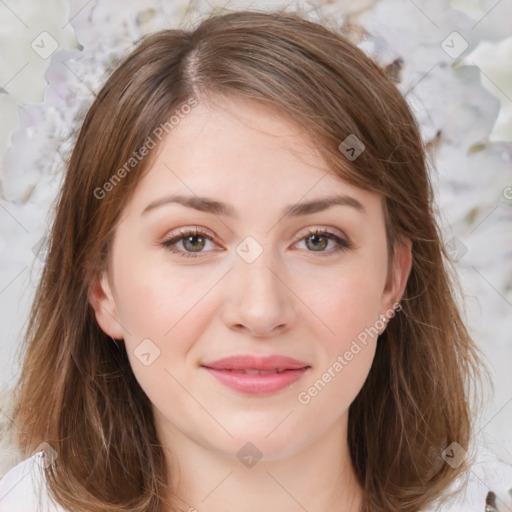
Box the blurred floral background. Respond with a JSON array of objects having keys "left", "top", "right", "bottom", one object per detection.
[{"left": 0, "top": 0, "right": 511, "bottom": 491}]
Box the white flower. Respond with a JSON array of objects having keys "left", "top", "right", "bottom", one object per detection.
[
  {"left": 0, "top": 0, "right": 77, "bottom": 175},
  {"left": 459, "top": 37, "right": 512, "bottom": 142}
]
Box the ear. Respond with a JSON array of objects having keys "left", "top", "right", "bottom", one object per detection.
[
  {"left": 380, "top": 235, "right": 413, "bottom": 316},
  {"left": 88, "top": 271, "right": 124, "bottom": 339}
]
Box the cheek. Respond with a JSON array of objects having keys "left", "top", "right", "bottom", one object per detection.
[
  {"left": 112, "top": 248, "right": 213, "bottom": 338},
  {"left": 298, "top": 261, "right": 385, "bottom": 351},
  {"left": 294, "top": 270, "right": 382, "bottom": 417},
  {"left": 112, "top": 260, "right": 210, "bottom": 407},
  {"left": 111, "top": 253, "right": 222, "bottom": 395},
  {"left": 296, "top": 342, "right": 376, "bottom": 432}
]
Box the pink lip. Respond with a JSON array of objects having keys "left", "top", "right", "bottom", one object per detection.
[
  {"left": 202, "top": 354, "right": 310, "bottom": 371},
  {"left": 201, "top": 354, "right": 311, "bottom": 396}
]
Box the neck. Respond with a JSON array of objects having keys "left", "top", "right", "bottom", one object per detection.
[{"left": 157, "top": 411, "right": 363, "bottom": 512}]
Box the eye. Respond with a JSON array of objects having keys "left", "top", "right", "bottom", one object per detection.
[
  {"left": 161, "top": 228, "right": 218, "bottom": 258},
  {"left": 293, "top": 228, "right": 353, "bottom": 256},
  {"left": 161, "top": 227, "right": 353, "bottom": 258}
]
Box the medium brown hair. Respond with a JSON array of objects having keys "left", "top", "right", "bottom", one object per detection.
[{"left": 11, "top": 8, "right": 486, "bottom": 512}]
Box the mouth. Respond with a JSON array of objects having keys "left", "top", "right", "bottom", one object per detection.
[
  {"left": 204, "top": 368, "right": 299, "bottom": 374},
  {"left": 201, "top": 354, "right": 310, "bottom": 371},
  {"left": 200, "top": 363, "right": 311, "bottom": 395}
]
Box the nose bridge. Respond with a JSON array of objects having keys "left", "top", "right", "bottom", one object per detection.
[
  {"left": 222, "top": 237, "right": 296, "bottom": 335},
  {"left": 236, "top": 240, "right": 287, "bottom": 304}
]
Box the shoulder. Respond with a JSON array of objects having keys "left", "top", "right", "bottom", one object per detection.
[
  {"left": 0, "top": 451, "right": 68, "bottom": 512},
  {"left": 423, "top": 448, "right": 512, "bottom": 512}
]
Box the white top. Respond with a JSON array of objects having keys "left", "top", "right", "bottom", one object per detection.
[
  {"left": 1, "top": 450, "right": 511, "bottom": 511},
  {"left": 0, "top": 452, "right": 66, "bottom": 512}
]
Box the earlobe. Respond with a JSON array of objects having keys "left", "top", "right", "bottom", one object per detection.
[{"left": 88, "top": 271, "right": 124, "bottom": 339}]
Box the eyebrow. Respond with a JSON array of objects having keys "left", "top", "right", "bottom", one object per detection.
[{"left": 141, "top": 193, "right": 366, "bottom": 218}]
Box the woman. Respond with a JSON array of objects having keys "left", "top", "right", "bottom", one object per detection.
[{"left": 0, "top": 8, "right": 505, "bottom": 512}]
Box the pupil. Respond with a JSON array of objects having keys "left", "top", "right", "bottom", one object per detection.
[
  {"left": 185, "top": 236, "right": 204, "bottom": 251},
  {"left": 308, "top": 235, "right": 327, "bottom": 251}
]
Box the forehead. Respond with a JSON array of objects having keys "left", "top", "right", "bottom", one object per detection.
[
  {"left": 162, "top": 96, "right": 325, "bottom": 171},
  {"left": 125, "top": 96, "right": 382, "bottom": 218}
]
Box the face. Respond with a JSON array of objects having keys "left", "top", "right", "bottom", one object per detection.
[{"left": 90, "top": 96, "right": 411, "bottom": 462}]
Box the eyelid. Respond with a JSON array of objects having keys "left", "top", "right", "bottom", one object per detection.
[
  {"left": 161, "top": 226, "right": 218, "bottom": 247},
  {"left": 291, "top": 227, "right": 354, "bottom": 254},
  {"left": 293, "top": 225, "right": 346, "bottom": 242},
  {"left": 161, "top": 225, "right": 353, "bottom": 258}
]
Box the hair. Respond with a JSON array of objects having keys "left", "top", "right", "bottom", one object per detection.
[{"left": 11, "top": 7, "right": 488, "bottom": 512}]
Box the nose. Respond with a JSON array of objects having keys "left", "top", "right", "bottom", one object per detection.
[{"left": 220, "top": 250, "right": 297, "bottom": 338}]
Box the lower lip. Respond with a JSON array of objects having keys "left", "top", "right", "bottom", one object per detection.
[{"left": 202, "top": 367, "right": 310, "bottom": 395}]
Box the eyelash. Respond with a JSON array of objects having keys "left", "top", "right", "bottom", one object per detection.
[{"left": 161, "top": 227, "right": 353, "bottom": 259}]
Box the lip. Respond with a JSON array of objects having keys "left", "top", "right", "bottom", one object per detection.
[
  {"left": 201, "top": 354, "right": 310, "bottom": 371},
  {"left": 201, "top": 354, "right": 311, "bottom": 396}
]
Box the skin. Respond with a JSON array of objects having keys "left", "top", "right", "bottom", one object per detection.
[{"left": 90, "top": 95, "right": 412, "bottom": 512}]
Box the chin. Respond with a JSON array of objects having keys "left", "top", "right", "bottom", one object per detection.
[{"left": 200, "top": 423, "right": 313, "bottom": 463}]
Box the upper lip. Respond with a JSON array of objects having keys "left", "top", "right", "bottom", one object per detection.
[{"left": 201, "top": 354, "right": 310, "bottom": 371}]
